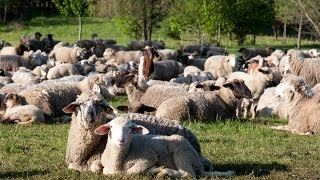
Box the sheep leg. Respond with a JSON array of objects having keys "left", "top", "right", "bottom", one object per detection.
[
  {"left": 250, "top": 101, "right": 258, "bottom": 119},
  {"left": 291, "top": 130, "right": 312, "bottom": 136},
  {"left": 147, "top": 166, "right": 188, "bottom": 179},
  {"left": 271, "top": 125, "right": 290, "bottom": 132},
  {"left": 202, "top": 170, "right": 236, "bottom": 177}
]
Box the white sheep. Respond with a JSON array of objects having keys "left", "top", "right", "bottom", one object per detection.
[
  {"left": 63, "top": 89, "right": 213, "bottom": 172},
  {"left": 286, "top": 49, "right": 320, "bottom": 86},
  {"left": 227, "top": 67, "right": 273, "bottom": 119},
  {"left": 0, "top": 93, "right": 45, "bottom": 124},
  {"left": 94, "top": 116, "right": 235, "bottom": 178},
  {"left": 204, "top": 54, "right": 241, "bottom": 80},
  {"left": 63, "top": 89, "right": 117, "bottom": 172},
  {"left": 11, "top": 67, "right": 41, "bottom": 84},
  {"left": 256, "top": 87, "right": 289, "bottom": 119},
  {"left": 49, "top": 46, "right": 86, "bottom": 64},
  {"left": 103, "top": 48, "right": 143, "bottom": 65},
  {"left": 46, "top": 63, "right": 80, "bottom": 80},
  {"left": 155, "top": 79, "right": 252, "bottom": 122},
  {"left": 271, "top": 74, "right": 320, "bottom": 135}
]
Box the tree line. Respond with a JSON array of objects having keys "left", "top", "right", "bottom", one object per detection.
[{"left": 0, "top": 0, "right": 319, "bottom": 47}]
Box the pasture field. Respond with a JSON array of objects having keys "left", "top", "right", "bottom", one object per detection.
[
  {"left": 1, "top": 16, "right": 320, "bottom": 54},
  {"left": 1, "top": 16, "right": 320, "bottom": 179},
  {"left": 1, "top": 96, "right": 320, "bottom": 179}
]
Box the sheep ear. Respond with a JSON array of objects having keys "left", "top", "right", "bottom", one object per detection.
[
  {"left": 92, "top": 84, "right": 101, "bottom": 93},
  {"left": 62, "top": 102, "right": 80, "bottom": 113},
  {"left": 258, "top": 67, "right": 270, "bottom": 74},
  {"left": 132, "top": 124, "right": 149, "bottom": 135},
  {"left": 94, "top": 123, "right": 111, "bottom": 135}
]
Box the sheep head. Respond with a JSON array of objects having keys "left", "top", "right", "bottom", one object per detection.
[
  {"left": 62, "top": 91, "right": 117, "bottom": 129},
  {"left": 223, "top": 79, "right": 252, "bottom": 99},
  {"left": 94, "top": 117, "right": 149, "bottom": 148}
]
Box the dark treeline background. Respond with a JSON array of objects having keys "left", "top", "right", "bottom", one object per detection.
[{"left": 0, "top": 0, "right": 319, "bottom": 46}]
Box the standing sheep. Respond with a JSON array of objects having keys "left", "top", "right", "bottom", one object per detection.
[
  {"left": 271, "top": 74, "right": 320, "bottom": 135},
  {"left": 94, "top": 117, "right": 234, "bottom": 178},
  {"left": 204, "top": 54, "right": 241, "bottom": 80},
  {"left": 49, "top": 46, "right": 87, "bottom": 64},
  {"left": 227, "top": 67, "right": 273, "bottom": 119},
  {"left": 0, "top": 52, "right": 33, "bottom": 71},
  {"left": 103, "top": 48, "right": 143, "bottom": 65}
]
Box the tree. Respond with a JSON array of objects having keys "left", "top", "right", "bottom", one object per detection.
[
  {"left": 218, "top": 0, "right": 275, "bottom": 45},
  {"left": 90, "top": 0, "right": 170, "bottom": 40},
  {"left": 51, "top": 0, "right": 89, "bottom": 40},
  {"left": 297, "top": 0, "right": 320, "bottom": 36}
]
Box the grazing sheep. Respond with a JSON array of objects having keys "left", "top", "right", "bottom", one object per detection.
[
  {"left": 46, "top": 63, "right": 81, "bottom": 80},
  {"left": 49, "top": 46, "right": 87, "bottom": 64},
  {"left": 0, "top": 93, "right": 45, "bottom": 124},
  {"left": 103, "top": 48, "right": 143, "bottom": 65},
  {"left": 204, "top": 54, "right": 241, "bottom": 80},
  {"left": 95, "top": 117, "right": 234, "bottom": 178},
  {"left": 155, "top": 79, "right": 252, "bottom": 122},
  {"left": 239, "top": 47, "right": 275, "bottom": 61},
  {"left": 287, "top": 49, "right": 320, "bottom": 86},
  {"left": 271, "top": 74, "right": 320, "bottom": 135},
  {"left": 227, "top": 67, "right": 273, "bottom": 119}
]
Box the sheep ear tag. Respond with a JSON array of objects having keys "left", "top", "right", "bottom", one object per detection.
[
  {"left": 132, "top": 124, "right": 149, "bottom": 135},
  {"left": 94, "top": 124, "right": 111, "bottom": 135},
  {"left": 62, "top": 102, "right": 80, "bottom": 113}
]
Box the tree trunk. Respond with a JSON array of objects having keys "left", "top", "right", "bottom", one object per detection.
[
  {"left": 78, "top": 16, "right": 82, "bottom": 41},
  {"left": 297, "top": 0, "right": 320, "bottom": 36},
  {"left": 217, "top": 23, "right": 221, "bottom": 45},
  {"left": 283, "top": 20, "right": 287, "bottom": 39},
  {"left": 297, "top": 16, "right": 303, "bottom": 49},
  {"left": 3, "top": 2, "right": 7, "bottom": 23},
  {"left": 228, "top": 32, "right": 232, "bottom": 47}
]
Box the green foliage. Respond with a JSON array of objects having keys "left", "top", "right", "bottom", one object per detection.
[{"left": 51, "top": 0, "right": 89, "bottom": 17}]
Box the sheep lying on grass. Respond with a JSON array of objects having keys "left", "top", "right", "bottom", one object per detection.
[
  {"left": 155, "top": 79, "right": 252, "bottom": 122},
  {"left": 0, "top": 93, "right": 45, "bottom": 124},
  {"left": 63, "top": 90, "right": 117, "bottom": 172},
  {"left": 63, "top": 90, "right": 212, "bottom": 172},
  {"left": 271, "top": 74, "right": 320, "bottom": 135},
  {"left": 95, "top": 117, "right": 235, "bottom": 178}
]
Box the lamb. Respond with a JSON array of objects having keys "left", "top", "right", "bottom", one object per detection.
[
  {"left": 155, "top": 79, "right": 252, "bottom": 122},
  {"left": 239, "top": 47, "right": 275, "bottom": 61},
  {"left": 46, "top": 63, "right": 81, "bottom": 80},
  {"left": 94, "top": 117, "right": 235, "bottom": 178},
  {"left": 63, "top": 90, "right": 211, "bottom": 172},
  {"left": 227, "top": 67, "right": 273, "bottom": 119},
  {"left": 0, "top": 93, "right": 45, "bottom": 124},
  {"left": 286, "top": 49, "right": 320, "bottom": 86},
  {"left": 103, "top": 48, "right": 143, "bottom": 65},
  {"left": 271, "top": 74, "right": 320, "bottom": 135},
  {"left": 204, "top": 54, "right": 241, "bottom": 80},
  {"left": 49, "top": 46, "right": 87, "bottom": 64}
]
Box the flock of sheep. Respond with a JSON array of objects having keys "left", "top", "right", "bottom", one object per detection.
[{"left": 0, "top": 31, "right": 320, "bottom": 178}]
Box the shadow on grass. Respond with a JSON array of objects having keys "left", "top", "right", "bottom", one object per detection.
[
  {"left": 215, "top": 162, "right": 289, "bottom": 177},
  {"left": 0, "top": 170, "right": 49, "bottom": 179}
]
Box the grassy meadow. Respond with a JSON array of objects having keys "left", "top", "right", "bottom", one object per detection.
[{"left": 1, "top": 16, "right": 320, "bottom": 179}]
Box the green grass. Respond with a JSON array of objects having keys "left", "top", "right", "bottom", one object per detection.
[
  {"left": 1, "top": 16, "right": 320, "bottom": 179},
  {"left": 1, "top": 16, "right": 320, "bottom": 54},
  {"left": 1, "top": 116, "right": 320, "bottom": 179}
]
